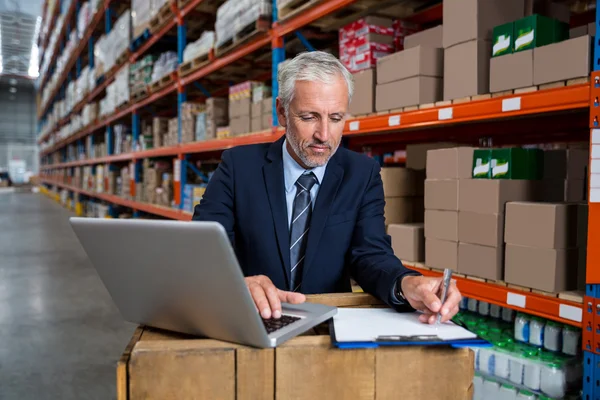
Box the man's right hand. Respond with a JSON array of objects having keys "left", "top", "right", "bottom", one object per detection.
[{"left": 245, "top": 275, "right": 306, "bottom": 319}]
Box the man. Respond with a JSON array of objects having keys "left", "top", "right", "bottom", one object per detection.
[{"left": 193, "top": 51, "right": 461, "bottom": 324}]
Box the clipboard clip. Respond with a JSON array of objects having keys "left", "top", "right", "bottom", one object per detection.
[{"left": 376, "top": 334, "right": 442, "bottom": 342}]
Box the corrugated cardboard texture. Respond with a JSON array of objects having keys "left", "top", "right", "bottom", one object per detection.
[
  {"left": 459, "top": 179, "right": 539, "bottom": 214},
  {"left": 458, "top": 242, "right": 504, "bottom": 280},
  {"left": 426, "top": 239, "right": 458, "bottom": 271},
  {"left": 406, "top": 142, "right": 457, "bottom": 170},
  {"left": 385, "top": 197, "right": 419, "bottom": 225},
  {"left": 459, "top": 211, "right": 504, "bottom": 247},
  {"left": 504, "top": 202, "right": 578, "bottom": 248},
  {"left": 533, "top": 35, "right": 592, "bottom": 85},
  {"left": 444, "top": 40, "right": 492, "bottom": 100},
  {"left": 425, "top": 179, "right": 459, "bottom": 211},
  {"left": 490, "top": 50, "right": 534, "bottom": 92},
  {"left": 543, "top": 149, "right": 589, "bottom": 180},
  {"left": 377, "top": 46, "right": 444, "bottom": 84},
  {"left": 404, "top": 25, "right": 443, "bottom": 49},
  {"left": 443, "top": 0, "right": 524, "bottom": 48},
  {"left": 251, "top": 116, "right": 262, "bottom": 132},
  {"left": 230, "top": 116, "right": 251, "bottom": 136},
  {"left": 505, "top": 244, "right": 578, "bottom": 292},
  {"left": 350, "top": 69, "right": 376, "bottom": 115},
  {"left": 425, "top": 210, "right": 459, "bottom": 241},
  {"left": 388, "top": 223, "right": 425, "bottom": 262},
  {"left": 542, "top": 179, "right": 586, "bottom": 202},
  {"left": 229, "top": 98, "right": 251, "bottom": 118},
  {"left": 381, "top": 167, "right": 420, "bottom": 197},
  {"left": 251, "top": 102, "right": 262, "bottom": 118},
  {"left": 427, "top": 147, "right": 476, "bottom": 179},
  {"left": 376, "top": 77, "right": 442, "bottom": 111}
]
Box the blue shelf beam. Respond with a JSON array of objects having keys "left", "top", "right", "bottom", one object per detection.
[{"left": 294, "top": 31, "right": 316, "bottom": 52}]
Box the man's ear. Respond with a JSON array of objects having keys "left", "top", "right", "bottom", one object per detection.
[{"left": 276, "top": 97, "right": 287, "bottom": 128}]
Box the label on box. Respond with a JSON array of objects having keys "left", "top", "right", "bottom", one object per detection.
[
  {"left": 174, "top": 159, "right": 181, "bottom": 182},
  {"left": 349, "top": 121, "right": 360, "bottom": 131},
  {"left": 502, "top": 97, "right": 521, "bottom": 112},
  {"left": 438, "top": 108, "right": 453, "bottom": 120},
  {"left": 507, "top": 292, "right": 526, "bottom": 308},
  {"left": 559, "top": 304, "right": 582, "bottom": 322},
  {"left": 353, "top": 19, "right": 394, "bottom": 37},
  {"left": 388, "top": 115, "right": 400, "bottom": 126}
]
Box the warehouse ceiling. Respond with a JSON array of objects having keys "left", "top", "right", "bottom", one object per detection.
[{"left": 0, "top": 0, "right": 42, "bottom": 83}]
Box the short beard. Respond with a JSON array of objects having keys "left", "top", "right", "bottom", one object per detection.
[{"left": 286, "top": 128, "right": 338, "bottom": 168}]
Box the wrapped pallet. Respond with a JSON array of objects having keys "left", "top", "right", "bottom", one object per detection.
[{"left": 215, "top": 0, "right": 271, "bottom": 48}]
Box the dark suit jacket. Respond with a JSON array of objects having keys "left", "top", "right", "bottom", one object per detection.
[{"left": 192, "top": 136, "right": 418, "bottom": 308}]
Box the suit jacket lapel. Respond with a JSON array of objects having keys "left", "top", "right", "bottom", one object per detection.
[
  {"left": 302, "top": 153, "right": 344, "bottom": 282},
  {"left": 262, "top": 137, "right": 292, "bottom": 287}
]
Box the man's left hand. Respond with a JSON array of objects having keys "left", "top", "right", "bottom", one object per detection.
[{"left": 400, "top": 275, "right": 461, "bottom": 324}]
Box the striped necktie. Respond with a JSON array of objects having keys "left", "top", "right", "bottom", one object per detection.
[{"left": 289, "top": 172, "right": 317, "bottom": 292}]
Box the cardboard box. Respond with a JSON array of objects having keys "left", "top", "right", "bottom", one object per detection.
[
  {"left": 262, "top": 97, "right": 272, "bottom": 114},
  {"left": 376, "top": 77, "right": 442, "bottom": 111},
  {"left": 385, "top": 197, "right": 421, "bottom": 225},
  {"left": 542, "top": 179, "right": 586, "bottom": 202},
  {"left": 388, "top": 223, "right": 425, "bottom": 262},
  {"left": 251, "top": 116, "right": 262, "bottom": 132},
  {"left": 533, "top": 35, "right": 592, "bottom": 85},
  {"left": 406, "top": 142, "right": 456, "bottom": 170},
  {"left": 349, "top": 69, "right": 376, "bottom": 116},
  {"left": 444, "top": 40, "right": 492, "bottom": 100},
  {"left": 443, "top": 0, "right": 524, "bottom": 48},
  {"left": 514, "top": 15, "right": 569, "bottom": 52},
  {"left": 490, "top": 50, "right": 534, "bottom": 92},
  {"left": 505, "top": 244, "right": 578, "bottom": 292},
  {"left": 376, "top": 46, "right": 444, "bottom": 84},
  {"left": 459, "top": 179, "right": 539, "bottom": 214},
  {"left": 251, "top": 102, "right": 262, "bottom": 118},
  {"left": 504, "top": 202, "right": 578, "bottom": 248},
  {"left": 458, "top": 243, "right": 504, "bottom": 280},
  {"left": 229, "top": 98, "right": 252, "bottom": 118},
  {"left": 426, "top": 239, "right": 458, "bottom": 271},
  {"left": 262, "top": 113, "right": 273, "bottom": 130},
  {"left": 425, "top": 180, "right": 459, "bottom": 211},
  {"left": 230, "top": 116, "right": 251, "bottom": 136},
  {"left": 381, "top": 167, "right": 420, "bottom": 197},
  {"left": 491, "top": 148, "right": 543, "bottom": 180},
  {"left": 492, "top": 22, "right": 514, "bottom": 57},
  {"left": 543, "top": 149, "right": 589, "bottom": 180},
  {"left": 570, "top": 25, "right": 588, "bottom": 39},
  {"left": 206, "top": 97, "right": 228, "bottom": 120},
  {"left": 427, "top": 147, "right": 476, "bottom": 180},
  {"left": 404, "top": 25, "right": 443, "bottom": 49},
  {"left": 424, "top": 210, "right": 458, "bottom": 241},
  {"left": 459, "top": 211, "right": 504, "bottom": 247}
]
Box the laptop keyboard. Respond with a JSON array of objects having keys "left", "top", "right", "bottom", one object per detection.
[{"left": 262, "top": 315, "right": 301, "bottom": 334}]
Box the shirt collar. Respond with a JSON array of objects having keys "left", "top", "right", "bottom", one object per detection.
[{"left": 282, "top": 139, "right": 327, "bottom": 193}]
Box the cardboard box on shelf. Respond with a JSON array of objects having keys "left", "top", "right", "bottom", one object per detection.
[
  {"left": 340, "top": 33, "right": 395, "bottom": 58},
  {"left": 443, "top": 0, "right": 524, "bottom": 48},
  {"left": 444, "top": 40, "right": 492, "bottom": 101},
  {"left": 513, "top": 15, "right": 568, "bottom": 52},
  {"left": 376, "top": 46, "right": 444, "bottom": 84},
  {"left": 349, "top": 68, "right": 376, "bottom": 116},
  {"left": 426, "top": 238, "right": 458, "bottom": 271},
  {"left": 504, "top": 202, "right": 578, "bottom": 248},
  {"left": 406, "top": 142, "right": 456, "bottom": 170},
  {"left": 404, "top": 25, "right": 443, "bottom": 49},
  {"left": 230, "top": 116, "right": 251, "bottom": 136},
  {"left": 458, "top": 243, "right": 504, "bottom": 281},
  {"left": 533, "top": 35, "right": 592, "bottom": 85},
  {"left": 385, "top": 197, "right": 422, "bottom": 225},
  {"left": 490, "top": 49, "right": 534, "bottom": 92},
  {"left": 504, "top": 244, "right": 578, "bottom": 292},
  {"left": 229, "top": 98, "right": 252, "bottom": 118},
  {"left": 492, "top": 22, "right": 514, "bottom": 57},
  {"left": 388, "top": 223, "right": 424, "bottom": 262},
  {"left": 459, "top": 211, "right": 504, "bottom": 247},
  {"left": 251, "top": 102, "right": 262, "bottom": 118},
  {"left": 206, "top": 97, "right": 228, "bottom": 120},
  {"left": 262, "top": 113, "right": 273, "bottom": 130},
  {"left": 459, "top": 179, "right": 539, "bottom": 214},
  {"left": 376, "top": 76, "right": 442, "bottom": 111},
  {"left": 491, "top": 148, "right": 544, "bottom": 180},
  {"left": 424, "top": 179, "right": 459, "bottom": 211},
  {"left": 424, "top": 210, "right": 458, "bottom": 241},
  {"left": 427, "top": 147, "right": 476, "bottom": 180},
  {"left": 543, "top": 148, "right": 589, "bottom": 180},
  {"left": 351, "top": 49, "right": 394, "bottom": 73},
  {"left": 472, "top": 149, "right": 492, "bottom": 178},
  {"left": 262, "top": 97, "right": 272, "bottom": 115},
  {"left": 251, "top": 116, "right": 262, "bottom": 132},
  {"left": 542, "top": 179, "right": 586, "bottom": 202},
  {"left": 381, "top": 167, "right": 420, "bottom": 197}
]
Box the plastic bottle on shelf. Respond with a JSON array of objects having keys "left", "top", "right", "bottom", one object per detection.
[
  {"left": 498, "top": 384, "right": 518, "bottom": 400},
  {"left": 509, "top": 357, "right": 524, "bottom": 385},
  {"left": 561, "top": 325, "right": 581, "bottom": 356},
  {"left": 543, "top": 321, "right": 562, "bottom": 352},
  {"left": 529, "top": 317, "right": 545, "bottom": 347},
  {"left": 514, "top": 313, "right": 530, "bottom": 343},
  {"left": 482, "top": 378, "right": 501, "bottom": 400},
  {"left": 490, "top": 304, "right": 502, "bottom": 319},
  {"left": 515, "top": 390, "right": 537, "bottom": 400},
  {"left": 472, "top": 374, "right": 484, "bottom": 400},
  {"left": 478, "top": 347, "right": 495, "bottom": 375},
  {"left": 539, "top": 357, "right": 567, "bottom": 399},
  {"left": 494, "top": 342, "right": 510, "bottom": 379},
  {"left": 468, "top": 298, "right": 479, "bottom": 313},
  {"left": 502, "top": 307, "right": 516, "bottom": 323},
  {"left": 522, "top": 350, "right": 542, "bottom": 391},
  {"left": 478, "top": 301, "right": 490, "bottom": 316}
]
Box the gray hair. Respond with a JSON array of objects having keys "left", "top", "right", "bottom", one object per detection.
[{"left": 277, "top": 51, "right": 354, "bottom": 114}]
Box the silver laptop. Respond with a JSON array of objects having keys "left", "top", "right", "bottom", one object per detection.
[{"left": 69, "top": 217, "right": 337, "bottom": 348}]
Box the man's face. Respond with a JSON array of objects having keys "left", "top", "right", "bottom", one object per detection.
[{"left": 277, "top": 77, "right": 349, "bottom": 168}]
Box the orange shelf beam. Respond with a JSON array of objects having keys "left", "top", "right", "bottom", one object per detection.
[{"left": 406, "top": 264, "right": 583, "bottom": 328}]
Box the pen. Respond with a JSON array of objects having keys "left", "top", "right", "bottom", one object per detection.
[{"left": 436, "top": 268, "right": 453, "bottom": 325}]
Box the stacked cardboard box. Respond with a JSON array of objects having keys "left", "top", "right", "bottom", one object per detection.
[
  {"left": 392, "top": 19, "right": 421, "bottom": 52},
  {"left": 143, "top": 166, "right": 161, "bottom": 205},
  {"left": 166, "top": 118, "right": 178, "bottom": 147},
  {"left": 570, "top": 22, "right": 596, "bottom": 38},
  {"left": 406, "top": 142, "right": 456, "bottom": 170},
  {"left": 388, "top": 223, "right": 425, "bottom": 262},
  {"left": 376, "top": 45, "right": 443, "bottom": 111},
  {"left": 339, "top": 16, "right": 395, "bottom": 73},
  {"left": 229, "top": 81, "right": 262, "bottom": 136},
  {"left": 181, "top": 102, "right": 206, "bottom": 144},
  {"left": 443, "top": 0, "right": 523, "bottom": 100},
  {"left": 152, "top": 117, "right": 169, "bottom": 148},
  {"left": 533, "top": 35, "right": 592, "bottom": 85},
  {"left": 156, "top": 173, "right": 174, "bottom": 207},
  {"left": 504, "top": 202, "right": 579, "bottom": 292},
  {"left": 349, "top": 69, "right": 376, "bottom": 116},
  {"left": 424, "top": 147, "right": 475, "bottom": 271},
  {"left": 206, "top": 97, "right": 228, "bottom": 139},
  {"left": 542, "top": 148, "right": 589, "bottom": 202},
  {"left": 381, "top": 167, "right": 424, "bottom": 225},
  {"left": 262, "top": 97, "right": 273, "bottom": 130},
  {"left": 251, "top": 85, "right": 272, "bottom": 132},
  {"left": 404, "top": 25, "right": 443, "bottom": 50}
]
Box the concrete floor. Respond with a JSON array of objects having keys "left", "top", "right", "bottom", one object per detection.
[{"left": 0, "top": 192, "right": 136, "bottom": 399}]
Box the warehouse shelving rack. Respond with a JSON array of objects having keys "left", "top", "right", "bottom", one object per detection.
[{"left": 36, "top": 1, "right": 600, "bottom": 394}]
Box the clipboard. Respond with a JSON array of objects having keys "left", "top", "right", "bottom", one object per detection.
[{"left": 329, "top": 308, "right": 490, "bottom": 349}]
